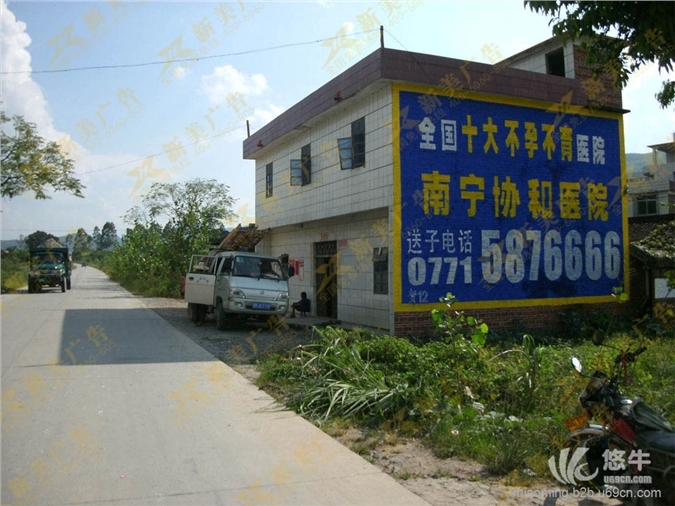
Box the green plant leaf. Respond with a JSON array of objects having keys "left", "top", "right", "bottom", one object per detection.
[{"left": 471, "top": 332, "right": 487, "bottom": 347}]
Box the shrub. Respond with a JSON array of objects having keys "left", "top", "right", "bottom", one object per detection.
[
  {"left": 256, "top": 303, "right": 675, "bottom": 480},
  {"left": 1, "top": 248, "right": 28, "bottom": 292}
]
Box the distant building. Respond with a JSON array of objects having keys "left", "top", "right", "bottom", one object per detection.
[
  {"left": 243, "top": 35, "right": 628, "bottom": 335},
  {"left": 626, "top": 136, "right": 675, "bottom": 326},
  {"left": 626, "top": 135, "right": 675, "bottom": 217}
]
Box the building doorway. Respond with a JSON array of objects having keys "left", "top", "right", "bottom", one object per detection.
[{"left": 315, "top": 241, "right": 338, "bottom": 318}]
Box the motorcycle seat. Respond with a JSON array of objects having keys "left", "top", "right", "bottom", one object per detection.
[
  {"left": 631, "top": 399, "right": 675, "bottom": 433},
  {"left": 635, "top": 431, "right": 675, "bottom": 453}
]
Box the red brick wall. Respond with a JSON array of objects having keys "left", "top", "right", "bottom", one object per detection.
[
  {"left": 394, "top": 301, "right": 633, "bottom": 337},
  {"left": 572, "top": 45, "right": 623, "bottom": 110}
]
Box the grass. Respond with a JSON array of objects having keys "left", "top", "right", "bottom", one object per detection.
[
  {"left": 1, "top": 248, "right": 28, "bottom": 292},
  {"left": 1, "top": 271, "right": 27, "bottom": 291},
  {"left": 256, "top": 310, "right": 675, "bottom": 480}
]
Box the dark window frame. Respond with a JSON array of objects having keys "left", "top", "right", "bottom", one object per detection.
[
  {"left": 338, "top": 117, "right": 366, "bottom": 170},
  {"left": 546, "top": 48, "right": 566, "bottom": 77},
  {"left": 290, "top": 143, "right": 312, "bottom": 186},
  {"left": 636, "top": 195, "right": 658, "bottom": 216},
  {"left": 265, "top": 162, "right": 273, "bottom": 197},
  {"left": 290, "top": 159, "right": 303, "bottom": 186},
  {"left": 373, "top": 247, "right": 388, "bottom": 295},
  {"left": 338, "top": 138, "right": 353, "bottom": 170},
  {"left": 352, "top": 117, "right": 365, "bottom": 167},
  {"left": 301, "top": 143, "right": 311, "bottom": 184}
]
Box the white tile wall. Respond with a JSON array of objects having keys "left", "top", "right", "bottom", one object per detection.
[
  {"left": 256, "top": 208, "right": 392, "bottom": 331},
  {"left": 253, "top": 86, "right": 394, "bottom": 230},
  {"left": 507, "top": 40, "right": 575, "bottom": 78}
]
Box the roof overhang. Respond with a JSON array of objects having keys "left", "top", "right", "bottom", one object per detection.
[{"left": 243, "top": 45, "right": 628, "bottom": 160}]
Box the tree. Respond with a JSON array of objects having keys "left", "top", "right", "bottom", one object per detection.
[
  {"left": 25, "top": 230, "right": 60, "bottom": 250},
  {"left": 67, "top": 228, "right": 92, "bottom": 260},
  {"left": 526, "top": 1, "right": 675, "bottom": 108},
  {"left": 110, "top": 179, "right": 235, "bottom": 296},
  {"left": 99, "top": 222, "right": 118, "bottom": 250},
  {"left": 128, "top": 178, "right": 235, "bottom": 230},
  {"left": 1, "top": 112, "right": 85, "bottom": 199},
  {"left": 92, "top": 226, "right": 101, "bottom": 251}
]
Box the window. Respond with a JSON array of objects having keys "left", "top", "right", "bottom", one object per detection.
[
  {"left": 301, "top": 143, "right": 311, "bottom": 183},
  {"left": 338, "top": 138, "right": 353, "bottom": 170},
  {"left": 637, "top": 195, "right": 658, "bottom": 216},
  {"left": 352, "top": 117, "right": 365, "bottom": 167},
  {"left": 373, "top": 247, "right": 388, "bottom": 294},
  {"left": 265, "top": 162, "right": 273, "bottom": 197},
  {"left": 338, "top": 117, "right": 366, "bottom": 170},
  {"left": 546, "top": 48, "right": 565, "bottom": 77},
  {"left": 291, "top": 144, "right": 311, "bottom": 186}
]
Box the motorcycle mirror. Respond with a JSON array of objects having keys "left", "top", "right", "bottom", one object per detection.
[
  {"left": 591, "top": 331, "right": 605, "bottom": 346},
  {"left": 572, "top": 357, "right": 583, "bottom": 374}
]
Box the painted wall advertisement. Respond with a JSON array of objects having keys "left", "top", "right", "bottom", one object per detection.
[{"left": 395, "top": 86, "right": 626, "bottom": 309}]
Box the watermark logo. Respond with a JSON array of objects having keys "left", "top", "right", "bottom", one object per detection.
[{"left": 548, "top": 447, "right": 598, "bottom": 486}]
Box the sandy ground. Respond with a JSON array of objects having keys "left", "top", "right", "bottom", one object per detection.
[{"left": 141, "top": 296, "right": 630, "bottom": 506}]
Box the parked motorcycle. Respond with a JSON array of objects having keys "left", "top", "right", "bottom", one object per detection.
[{"left": 563, "top": 344, "right": 675, "bottom": 504}]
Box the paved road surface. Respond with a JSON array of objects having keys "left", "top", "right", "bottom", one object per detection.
[{"left": 1, "top": 266, "right": 430, "bottom": 506}]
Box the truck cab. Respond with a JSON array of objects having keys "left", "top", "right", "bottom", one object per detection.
[
  {"left": 184, "top": 251, "right": 293, "bottom": 329},
  {"left": 28, "top": 247, "right": 71, "bottom": 293}
]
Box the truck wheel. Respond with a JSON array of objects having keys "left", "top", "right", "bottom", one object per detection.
[
  {"left": 61, "top": 279, "right": 66, "bottom": 292},
  {"left": 187, "top": 303, "right": 197, "bottom": 322},
  {"left": 66, "top": 277, "right": 71, "bottom": 290},
  {"left": 216, "top": 299, "right": 227, "bottom": 330},
  {"left": 196, "top": 304, "right": 207, "bottom": 324}
]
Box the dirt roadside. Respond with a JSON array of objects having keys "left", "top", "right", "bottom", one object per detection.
[{"left": 142, "top": 296, "right": 624, "bottom": 506}]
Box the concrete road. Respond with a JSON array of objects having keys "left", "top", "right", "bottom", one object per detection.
[{"left": 1, "top": 267, "right": 430, "bottom": 506}]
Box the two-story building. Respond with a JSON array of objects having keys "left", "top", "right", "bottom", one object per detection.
[
  {"left": 243, "top": 35, "right": 627, "bottom": 336},
  {"left": 626, "top": 135, "right": 675, "bottom": 218}
]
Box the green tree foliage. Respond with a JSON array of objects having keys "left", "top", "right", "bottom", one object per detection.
[
  {"left": 25, "top": 230, "right": 60, "bottom": 250},
  {"left": 65, "top": 228, "right": 93, "bottom": 261},
  {"left": 1, "top": 247, "right": 29, "bottom": 292},
  {"left": 99, "top": 221, "right": 118, "bottom": 250},
  {"left": 1, "top": 112, "right": 85, "bottom": 199},
  {"left": 73, "top": 228, "right": 92, "bottom": 251},
  {"left": 92, "top": 226, "right": 101, "bottom": 251},
  {"left": 108, "top": 179, "right": 235, "bottom": 296},
  {"left": 526, "top": 1, "right": 675, "bottom": 108}
]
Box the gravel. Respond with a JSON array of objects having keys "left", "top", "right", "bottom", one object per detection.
[{"left": 138, "top": 297, "right": 321, "bottom": 380}]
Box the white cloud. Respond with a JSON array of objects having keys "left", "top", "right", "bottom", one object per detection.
[
  {"left": 251, "top": 104, "right": 285, "bottom": 128},
  {"left": 221, "top": 104, "right": 285, "bottom": 145},
  {"left": 199, "top": 65, "right": 269, "bottom": 105},
  {"left": 0, "top": 0, "right": 58, "bottom": 140},
  {"left": 172, "top": 65, "right": 188, "bottom": 80}
]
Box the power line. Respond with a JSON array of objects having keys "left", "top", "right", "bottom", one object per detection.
[
  {"left": 383, "top": 27, "right": 434, "bottom": 82},
  {"left": 8, "top": 26, "right": 394, "bottom": 178},
  {"left": 0, "top": 29, "right": 379, "bottom": 76},
  {"left": 56, "top": 28, "right": 386, "bottom": 177}
]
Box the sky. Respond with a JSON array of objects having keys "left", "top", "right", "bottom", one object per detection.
[{"left": 1, "top": 0, "right": 673, "bottom": 241}]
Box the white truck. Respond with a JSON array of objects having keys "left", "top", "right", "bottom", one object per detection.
[{"left": 184, "top": 250, "right": 294, "bottom": 329}]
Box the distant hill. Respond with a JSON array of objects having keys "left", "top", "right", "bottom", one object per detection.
[
  {"left": 625, "top": 151, "right": 666, "bottom": 177},
  {"left": 2, "top": 235, "right": 69, "bottom": 251},
  {"left": 1, "top": 239, "right": 23, "bottom": 250}
]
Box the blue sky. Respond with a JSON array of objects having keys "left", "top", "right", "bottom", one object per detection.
[{"left": 2, "top": 0, "right": 673, "bottom": 241}]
